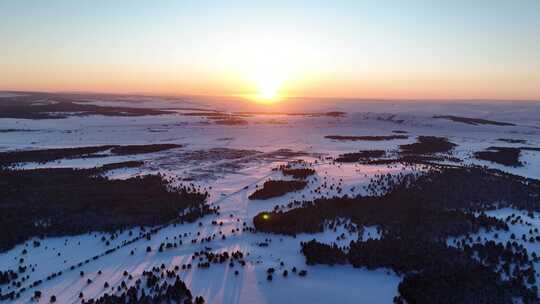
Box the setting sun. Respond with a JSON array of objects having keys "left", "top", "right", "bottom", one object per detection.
[
  {"left": 255, "top": 72, "right": 283, "bottom": 102},
  {"left": 219, "top": 36, "right": 299, "bottom": 104},
  {"left": 240, "top": 62, "right": 289, "bottom": 103}
]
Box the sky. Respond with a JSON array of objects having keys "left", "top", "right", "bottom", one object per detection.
[{"left": 1, "top": 0, "right": 539, "bottom": 100}]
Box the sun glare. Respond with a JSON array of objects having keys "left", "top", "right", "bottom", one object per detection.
[
  {"left": 249, "top": 61, "right": 288, "bottom": 104},
  {"left": 220, "top": 37, "right": 297, "bottom": 104},
  {"left": 255, "top": 73, "right": 282, "bottom": 102}
]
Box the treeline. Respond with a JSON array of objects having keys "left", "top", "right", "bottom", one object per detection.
[
  {"left": 78, "top": 272, "right": 202, "bottom": 304},
  {"left": 325, "top": 135, "right": 408, "bottom": 141},
  {"left": 254, "top": 166, "right": 540, "bottom": 236},
  {"left": 301, "top": 237, "right": 538, "bottom": 303},
  {"left": 109, "top": 144, "right": 182, "bottom": 155},
  {"left": 254, "top": 165, "right": 540, "bottom": 303},
  {"left": 254, "top": 196, "right": 507, "bottom": 238},
  {"left": 334, "top": 150, "right": 386, "bottom": 163},
  {"left": 99, "top": 161, "right": 144, "bottom": 171},
  {"left": 0, "top": 93, "right": 173, "bottom": 119},
  {"left": 475, "top": 147, "right": 522, "bottom": 167},
  {"left": 0, "top": 270, "right": 17, "bottom": 286},
  {"left": 301, "top": 240, "right": 347, "bottom": 265},
  {"left": 329, "top": 136, "right": 460, "bottom": 166},
  {"left": 433, "top": 115, "right": 515, "bottom": 126},
  {"left": 399, "top": 136, "right": 457, "bottom": 155},
  {"left": 280, "top": 168, "right": 315, "bottom": 179},
  {"left": 248, "top": 180, "right": 307, "bottom": 200},
  {"left": 0, "top": 144, "right": 182, "bottom": 167},
  {"left": 0, "top": 167, "right": 210, "bottom": 252}
]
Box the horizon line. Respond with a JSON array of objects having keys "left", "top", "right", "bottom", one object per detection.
[{"left": 1, "top": 89, "right": 540, "bottom": 103}]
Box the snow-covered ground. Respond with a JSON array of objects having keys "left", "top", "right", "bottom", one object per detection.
[
  {"left": 0, "top": 158, "right": 402, "bottom": 303},
  {"left": 1, "top": 95, "right": 540, "bottom": 303}
]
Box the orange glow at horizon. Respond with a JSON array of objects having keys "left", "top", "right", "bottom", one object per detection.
[
  {"left": 2, "top": 38, "right": 539, "bottom": 101},
  {"left": 1, "top": 36, "right": 540, "bottom": 101},
  {"left": 1, "top": 27, "right": 539, "bottom": 101},
  {"left": 2, "top": 65, "right": 540, "bottom": 101}
]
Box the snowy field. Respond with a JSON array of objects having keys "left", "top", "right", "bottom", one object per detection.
[{"left": 1, "top": 94, "right": 540, "bottom": 303}]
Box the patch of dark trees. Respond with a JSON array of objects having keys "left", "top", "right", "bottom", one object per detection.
[
  {"left": 521, "top": 147, "right": 540, "bottom": 152},
  {"left": 301, "top": 240, "right": 347, "bottom": 265},
  {"left": 193, "top": 250, "right": 247, "bottom": 269},
  {"left": 345, "top": 238, "right": 526, "bottom": 301},
  {"left": 399, "top": 136, "right": 457, "bottom": 155},
  {"left": 109, "top": 144, "right": 182, "bottom": 155},
  {"left": 351, "top": 136, "right": 459, "bottom": 166},
  {"left": 278, "top": 166, "right": 316, "bottom": 179},
  {"left": 325, "top": 111, "right": 346, "bottom": 118},
  {"left": 365, "top": 155, "right": 461, "bottom": 166},
  {"left": 0, "top": 94, "right": 173, "bottom": 119},
  {"left": 0, "top": 129, "right": 37, "bottom": 133},
  {"left": 473, "top": 145, "right": 540, "bottom": 166},
  {"left": 99, "top": 161, "right": 144, "bottom": 171},
  {"left": 282, "top": 168, "right": 315, "bottom": 179},
  {"left": 256, "top": 166, "right": 540, "bottom": 233},
  {"left": 301, "top": 237, "right": 538, "bottom": 304},
  {"left": 0, "top": 167, "right": 211, "bottom": 252},
  {"left": 182, "top": 112, "right": 250, "bottom": 125},
  {"left": 79, "top": 268, "right": 204, "bottom": 304},
  {"left": 398, "top": 240, "right": 536, "bottom": 304},
  {"left": 0, "top": 146, "right": 112, "bottom": 166},
  {"left": 498, "top": 138, "right": 527, "bottom": 144},
  {"left": 433, "top": 115, "right": 516, "bottom": 126},
  {"left": 0, "top": 144, "right": 182, "bottom": 167},
  {"left": 475, "top": 147, "right": 522, "bottom": 167},
  {"left": 325, "top": 135, "right": 408, "bottom": 141},
  {"left": 254, "top": 165, "right": 540, "bottom": 303},
  {"left": 248, "top": 180, "right": 308, "bottom": 200},
  {"left": 0, "top": 270, "right": 17, "bottom": 286},
  {"left": 335, "top": 150, "right": 386, "bottom": 163},
  {"left": 266, "top": 265, "right": 307, "bottom": 281},
  {"left": 254, "top": 195, "right": 507, "bottom": 237}
]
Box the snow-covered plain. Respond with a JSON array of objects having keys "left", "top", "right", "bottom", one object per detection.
[{"left": 1, "top": 95, "right": 540, "bottom": 303}]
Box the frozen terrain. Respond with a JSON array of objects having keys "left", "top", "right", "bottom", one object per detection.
[{"left": 1, "top": 92, "right": 540, "bottom": 303}]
